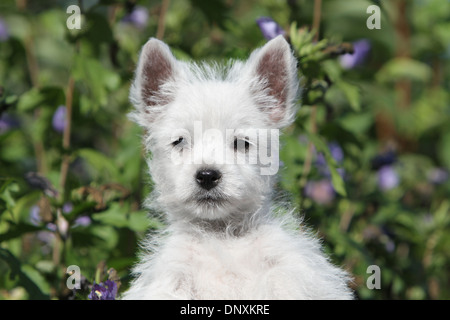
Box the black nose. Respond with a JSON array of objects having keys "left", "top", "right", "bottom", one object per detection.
[{"left": 196, "top": 169, "right": 222, "bottom": 190}]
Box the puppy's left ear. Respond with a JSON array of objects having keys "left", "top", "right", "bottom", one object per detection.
[
  {"left": 129, "top": 38, "right": 181, "bottom": 126},
  {"left": 246, "top": 35, "right": 299, "bottom": 128}
]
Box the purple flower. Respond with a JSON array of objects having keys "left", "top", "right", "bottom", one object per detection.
[
  {"left": 339, "top": 39, "right": 371, "bottom": 69},
  {"left": 30, "top": 205, "right": 42, "bottom": 226},
  {"left": 427, "top": 168, "right": 448, "bottom": 185},
  {"left": 61, "top": 202, "right": 92, "bottom": 227},
  {"left": 0, "top": 18, "right": 9, "bottom": 42},
  {"left": 29, "top": 205, "right": 61, "bottom": 234},
  {"left": 122, "top": 6, "right": 149, "bottom": 29},
  {"left": 46, "top": 223, "right": 57, "bottom": 232},
  {"left": 62, "top": 202, "right": 73, "bottom": 214},
  {"left": 88, "top": 280, "right": 118, "bottom": 300},
  {"left": 328, "top": 142, "right": 344, "bottom": 163},
  {"left": 371, "top": 150, "right": 396, "bottom": 170},
  {"left": 52, "top": 105, "right": 66, "bottom": 133},
  {"left": 0, "top": 113, "right": 19, "bottom": 134},
  {"left": 36, "top": 230, "right": 56, "bottom": 255},
  {"left": 315, "top": 142, "right": 345, "bottom": 178},
  {"left": 316, "top": 152, "right": 326, "bottom": 167},
  {"left": 88, "top": 283, "right": 108, "bottom": 300},
  {"left": 73, "top": 215, "right": 91, "bottom": 227},
  {"left": 37, "top": 230, "right": 54, "bottom": 243},
  {"left": 305, "top": 179, "right": 335, "bottom": 205},
  {"left": 316, "top": 142, "right": 344, "bottom": 166},
  {"left": 377, "top": 165, "right": 399, "bottom": 191},
  {"left": 256, "top": 17, "right": 285, "bottom": 40}
]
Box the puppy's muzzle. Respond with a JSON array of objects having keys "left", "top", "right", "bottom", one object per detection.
[{"left": 196, "top": 169, "right": 222, "bottom": 191}]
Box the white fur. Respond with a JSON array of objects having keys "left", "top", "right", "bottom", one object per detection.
[{"left": 122, "top": 36, "right": 354, "bottom": 300}]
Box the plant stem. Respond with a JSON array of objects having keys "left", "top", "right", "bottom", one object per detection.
[
  {"left": 156, "top": 0, "right": 170, "bottom": 40},
  {"left": 54, "top": 0, "right": 83, "bottom": 299},
  {"left": 375, "top": 0, "right": 412, "bottom": 151},
  {"left": 312, "top": 0, "right": 322, "bottom": 41},
  {"left": 59, "top": 0, "right": 82, "bottom": 197},
  {"left": 58, "top": 77, "right": 75, "bottom": 195},
  {"left": 21, "top": 6, "right": 48, "bottom": 174},
  {"left": 394, "top": 0, "right": 411, "bottom": 110},
  {"left": 298, "top": 0, "right": 321, "bottom": 198},
  {"left": 298, "top": 106, "right": 317, "bottom": 192},
  {"left": 24, "top": 37, "right": 39, "bottom": 89}
]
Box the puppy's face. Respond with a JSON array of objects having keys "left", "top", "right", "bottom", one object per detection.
[
  {"left": 149, "top": 82, "right": 275, "bottom": 220},
  {"left": 129, "top": 36, "right": 298, "bottom": 221}
]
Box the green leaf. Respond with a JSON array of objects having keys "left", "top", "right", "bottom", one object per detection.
[
  {"left": 92, "top": 202, "right": 129, "bottom": 228},
  {"left": 3, "top": 14, "right": 31, "bottom": 41},
  {"left": 73, "top": 55, "right": 120, "bottom": 113},
  {"left": 4, "top": 94, "right": 18, "bottom": 105},
  {"left": 337, "top": 112, "right": 373, "bottom": 135},
  {"left": 17, "top": 88, "right": 46, "bottom": 112},
  {"left": 336, "top": 81, "right": 361, "bottom": 112},
  {"left": 279, "top": 133, "right": 308, "bottom": 192},
  {"left": 129, "top": 210, "right": 164, "bottom": 232},
  {"left": 88, "top": 225, "right": 119, "bottom": 250},
  {"left": 64, "top": 201, "right": 98, "bottom": 222},
  {"left": 76, "top": 148, "right": 120, "bottom": 180},
  {"left": 322, "top": 60, "right": 342, "bottom": 83},
  {"left": 0, "top": 222, "right": 43, "bottom": 243},
  {"left": 438, "top": 131, "right": 450, "bottom": 169},
  {"left": 0, "top": 179, "right": 19, "bottom": 210},
  {"left": 0, "top": 248, "right": 49, "bottom": 299},
  {"left": 329, "top": 167, "right": 347, "bottom": 197},
  {"left": 0, "top": 179, "right": 17, "bottom": 194},
  {"left": 21, "top": 265, "right": 51, "bottom": 296},
  {"left": 83, "top": 12, "right": 114, "bottom": 47},
  {"left": 190, "top": 0, "right": 230, "bottom": 29},
  {"left": 17, "top": 87, "right": 65, "bottom": 112},
  {"left": 306, "top": 133, "right": 347, "bottom": 197},
  {"left": 433, "top": 200, "right": 450, "bottom": 228},
  {"left": 376, "top": 57, "right": 432, "bottom": 84}
]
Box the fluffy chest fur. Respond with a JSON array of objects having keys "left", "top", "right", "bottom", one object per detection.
[{"left": 123, "top": 218, "right": 353, "bottom": 300}]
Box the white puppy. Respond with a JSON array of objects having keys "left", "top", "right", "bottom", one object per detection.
[{"left": 122, "top": 36, "right": 353, "bottom": 300}]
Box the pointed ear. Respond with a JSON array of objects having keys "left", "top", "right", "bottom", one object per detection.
[
  {"left": 129, "top": 38, "right": 179, "bottom": 123},
  {"left": 246, "top": 35, "right": 299, "bottom": 128}
]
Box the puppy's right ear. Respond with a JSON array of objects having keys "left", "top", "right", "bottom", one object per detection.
[{"left": 129, "top": 38, "right": 179, "bottom": 123}]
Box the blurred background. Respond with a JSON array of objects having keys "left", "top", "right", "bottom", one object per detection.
[{"left": 0, "top": 0, "right": 449, "bottom": 300}]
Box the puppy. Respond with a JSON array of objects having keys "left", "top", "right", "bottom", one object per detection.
[{"left": 122, "top": 36, "right": 353, "bottom": 299}]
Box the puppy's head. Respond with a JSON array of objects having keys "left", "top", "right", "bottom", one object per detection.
[{"left": 129, "top": 36, "right": 298, "bottom": 221}]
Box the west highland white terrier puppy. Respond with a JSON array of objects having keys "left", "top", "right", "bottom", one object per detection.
[{"left": 122, "top": 35, "right": 354, "bottom": 299}]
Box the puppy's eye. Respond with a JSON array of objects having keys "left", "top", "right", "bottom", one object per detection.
[
  {"left": 234, "top": 137, "right": 250, "bottom": 152},
  {"left": 172, "top": 137, "right": 184, "bottom": 147}
]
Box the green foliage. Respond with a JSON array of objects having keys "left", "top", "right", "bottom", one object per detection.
[{"left": 0, "top": 0, "right": 449, "bottom": 300}]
